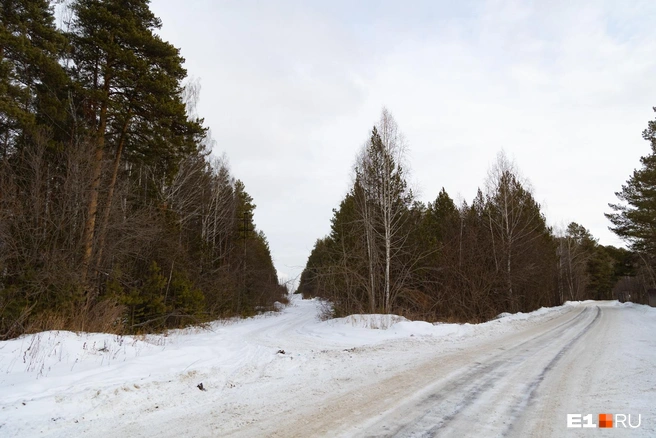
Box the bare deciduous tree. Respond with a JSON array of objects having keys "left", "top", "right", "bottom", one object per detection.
[
  {"left": 354, "top": 109, "right": 413, "bottom": 313},
  {"left": 485, "top": 152, "right": 547, "bottom": 311}
]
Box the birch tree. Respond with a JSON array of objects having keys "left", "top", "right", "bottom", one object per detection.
[
  {"left": 355, "top": 109, "right": 412, "bottom": 313},
  {"left": 485, "top": 152, "right": 551, "bottom": 312}
]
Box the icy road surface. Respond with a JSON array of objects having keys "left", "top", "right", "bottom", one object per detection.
[{"left": 0, "top": 297, "right": 654, "bottom": 437}]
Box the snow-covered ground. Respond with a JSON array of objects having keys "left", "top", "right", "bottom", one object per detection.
[{"left": 0, "top": 296, "right": 654, "bottom": 437}]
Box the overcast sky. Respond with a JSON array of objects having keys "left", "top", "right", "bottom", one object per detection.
[{"left": 149, "top": 0, "right": 656, "bottom": 283}]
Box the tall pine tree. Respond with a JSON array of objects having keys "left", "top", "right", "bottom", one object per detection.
[
  {"left": 68, "top": 0, "right": 205, "bottom": 286},
  {"left": 607, "top": 107, "right": 656, "bottom": 256}
]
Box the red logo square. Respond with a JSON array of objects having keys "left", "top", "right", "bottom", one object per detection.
[{"left": 599, "top": 413, "right": 613, "bottom": 428}]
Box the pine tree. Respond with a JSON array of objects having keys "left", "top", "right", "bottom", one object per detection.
[
  {"left": 586, "top": 246, "right": 614, "bottom": 300},
  {"left": 426, "top": 188, "right": 459, "bottom": 245},
  {"left": 0, "top": 0, "right": 68, "bottom": 153},
  {"left": 69, "top": 0, "right": 205, "bottom": 285},
  {"left": 557, "top": 222, "right": 596, "bottom": 301},
  {"left": 607, "top": 107, "right": 656, "bottom": 255}
]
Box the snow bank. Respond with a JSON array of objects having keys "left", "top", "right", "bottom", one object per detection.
[
  {"left": 494, "top": 305, "right": 560, "bottom": 322},
  {"left": 331, "top": 314, "right": 409, "bottom": 329},
  {"left": 302, "top": 311, "right": 472, "bottom": 345},
  {"left": 0, "top": 331, "right": 163, "bottom": 378}
]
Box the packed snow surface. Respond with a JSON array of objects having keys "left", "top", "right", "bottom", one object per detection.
[{"left": 0, "top": 297, "right": 654, "bottom": 437}]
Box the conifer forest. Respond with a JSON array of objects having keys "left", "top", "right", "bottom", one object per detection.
[{"left": 0, "top": 0, "right": 286, "bottom": 339}]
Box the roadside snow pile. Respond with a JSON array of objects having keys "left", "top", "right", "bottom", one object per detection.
[
  {"left": 0, "top": 331, "right": 163, "bottom": 377},
  {"left": 563, "top": 299, "right": 598, "bottom": 306},
  {"left": 0, "top": 331, "right": 164, "bottom": 387},
  {"left": 494, "top": 306, "right": 560, "bottom": 322},
  {"left": 307, "top": 311, "right": 471, "bottom": 343},
  {"left": 604, "top": 300, "right": 655, "bottom": 311},
  {"left": 332, "top": 314, "right": 408, "bottom": 329}
]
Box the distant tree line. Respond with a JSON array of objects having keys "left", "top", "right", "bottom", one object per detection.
[
  {"left": 298, "top": 109, "right": 643, "bottom": 321},
  {"left": 0, "top": 0, "right": 285, "bottom": 339}
]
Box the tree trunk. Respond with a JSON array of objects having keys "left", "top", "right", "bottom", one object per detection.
[
  {"left": 385, "top": 224, "right": 391, "bottom": 313},
  {"left": 81, "top": 72, "right": 111, "bottom": 292},
  {"left": 94, "top": 114, "right": 131, "bottom": 272},
  {"left": 364, "top": 200, "right": 376, "bottom": 313},
  {"left": 507, "top": 247, "right": 513, "bottom": 311}
]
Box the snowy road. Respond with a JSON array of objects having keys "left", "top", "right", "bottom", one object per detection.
[
  {"left": 232, "top": 302, "right": 654, "bottom": 438},
  {"left": 1, "top": 299, "right": 654, "bottom": 437},
  {"left": 325, "top": 306, "right": 601, "bottom": 437}
]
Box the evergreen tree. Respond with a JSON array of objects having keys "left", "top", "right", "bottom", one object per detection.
[
  {"left": 297, "top": 237, "right": 334, "bottom": 298},
  {"left": 586, "top": 246, "right": 614, "bottom": 300},
  {"left": 0, "top": 0, "right": 68, "bottom": 152},
  {"left": 69, "top": 0, "right": 205, "bottom": 284},
  {"left": 607, "top": 108, "right": 656, "bottom": 256},
  {"left": 425, "top": 188, "right": 459, "bottom": 245},
  {"left": 556, "top": 222, "right": 596, "bottom": 302}
]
